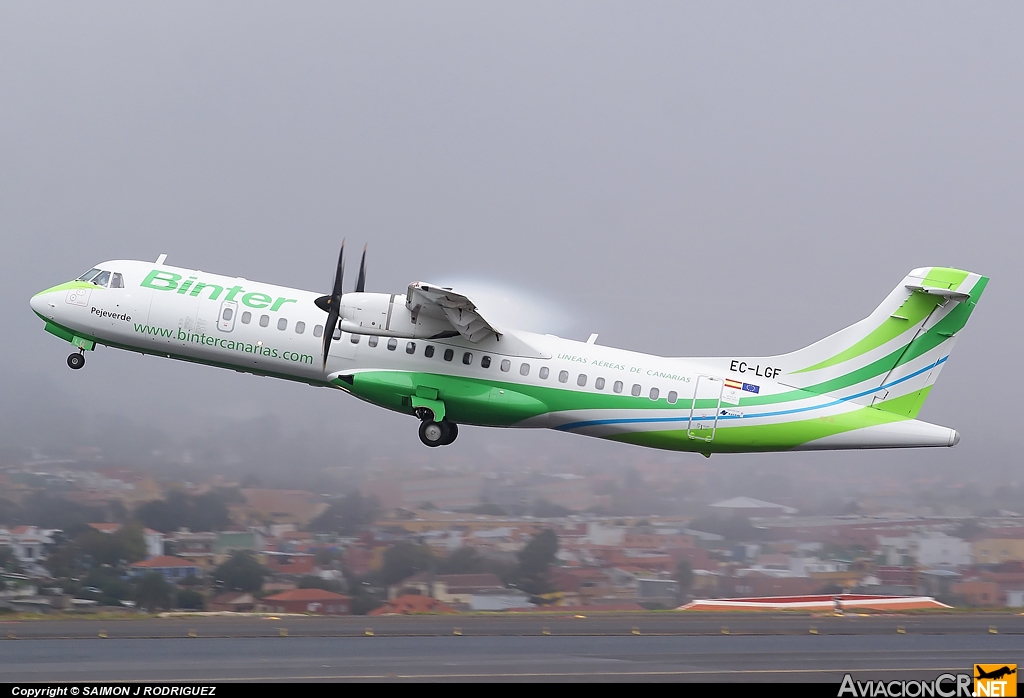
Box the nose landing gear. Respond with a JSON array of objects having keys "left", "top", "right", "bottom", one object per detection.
[
  {"left": 415, "top": 408, "right": 459, "bottom": 447},
  {"left": 67, "top": 351, "right": 85, "bottom": 370}
]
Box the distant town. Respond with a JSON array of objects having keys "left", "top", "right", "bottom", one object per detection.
[{"left": 2, "top": 451, "right": 1022, "bottom": 616}]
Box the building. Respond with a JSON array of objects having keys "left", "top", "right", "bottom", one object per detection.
[
  {"left": 0, "top": 526, "right": 57, "bottom": 566},
  {"left": 260, "top": 588, "right": 351, "bottom": 615},
  {"left": 973, "top": 537, "right": 1024, "bottom": 565},
  {"left": 388, "top": 572, "right": 506, "bottom": 603},
  {"left": 129, "top": 555, "right": 202, "bottom": 582}
]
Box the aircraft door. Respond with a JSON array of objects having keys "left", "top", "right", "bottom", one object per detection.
[
  {"left": 687, "top": 375, "right": 724, "bottom": 442},
  {"left": 217, "top": 300, "right": 238, "bottom": 332}
]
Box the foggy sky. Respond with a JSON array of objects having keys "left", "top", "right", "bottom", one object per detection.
[{"left": 1, "top": 3, "right": 1021, "bottom": 481}]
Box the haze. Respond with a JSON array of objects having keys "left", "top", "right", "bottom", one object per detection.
[{"left": 1, "top": 3, "right": 1020, "bottom": 486}]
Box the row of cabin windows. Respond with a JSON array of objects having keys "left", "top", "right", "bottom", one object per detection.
[
  {"left": 220, "top": 307, "right": 328, "bottom": 336},
  {"left": 346, "top": 334, "right": 679, "bottom": 402},
  {"left": 217, "top": 314, "right": 679, "bottom": 402}
]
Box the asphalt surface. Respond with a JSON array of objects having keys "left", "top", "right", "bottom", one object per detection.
[{"left": 1, "top": 613, "right": 1021, "bottom": 682}]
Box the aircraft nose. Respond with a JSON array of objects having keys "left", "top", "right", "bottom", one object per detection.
[{"left": 30, "top": 289, "right": 57, "bottom": 319}]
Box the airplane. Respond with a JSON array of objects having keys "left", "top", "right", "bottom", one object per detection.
[{"left": 29, "top": 245, "right": 987, "bottom": 454}]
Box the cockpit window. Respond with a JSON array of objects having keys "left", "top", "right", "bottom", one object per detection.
[
  {"left": 78, "top": 268, "right": 101, "bottom": 282},
  {"left": 111, "top": 272, "right": 124, "bottom": 288},
  {"left": 92, "top": 271, "right": 111, "bottom": 287}
]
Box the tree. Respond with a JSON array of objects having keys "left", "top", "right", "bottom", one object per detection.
[
  {"left": 310, "top": 491, "right": 382, "bottom": 535},
  {"left": 133, "top": 572, "right": 173, "bottom": 611},
  {"left": 175, "top": 589, "right": 205, "bottom": 610},
  {"left": 438, "top": 547, "right": 486, "bottom": 575},
  {"left": 213, "top": 551, "right": 266, "bottom": 592},
  {"left": 379, "top": 542, "right": 436, "bottom": 586},
  {"left": 298, "top": 576, "right": 345, "bottom": 594},
  {"left": 531, "top": 499, "right": 571, "bottom": 518},
  {"left": 675, "top": 559, "right": 694, "bottom": 603},
  {"left": 134, "top": 490, "right": 232, "bottom": 533},
  {"left": 515, "top": 529, "right": 559, "bottom": 596},
  {"left": 77, "top": 523, "right": 147, "bottom": 566}
]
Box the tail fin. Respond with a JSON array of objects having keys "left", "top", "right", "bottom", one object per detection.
[{"left": 764, "top": 267, "right": 988, "bottom": 417}]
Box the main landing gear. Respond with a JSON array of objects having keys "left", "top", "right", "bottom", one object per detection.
[
  {"left": 67, "top": 351, "right": 85, "bottom": 370},
  {"left": 415, "top": 408, "right": 458, "bottom": 447}
]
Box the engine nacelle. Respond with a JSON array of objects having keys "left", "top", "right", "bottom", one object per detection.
[{"left": 338, "top": 292, "right": 453, "bottom": 339}]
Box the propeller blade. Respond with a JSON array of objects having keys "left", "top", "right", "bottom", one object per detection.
[
  {"left": 320, "top": 241, "right": 345, "bottom": 368},
  {"left": 355, "top": 244, "right": 367, "bottom": 293}
]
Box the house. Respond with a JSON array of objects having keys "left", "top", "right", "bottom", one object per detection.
[
  {"left": 129, "top": 555, "right": 202, "bottom": 582},
  {"left": 208, "top": 592, "right": 257, "bottom": 612},
  {"left": 388, "top": 572, "right": 506, "bottom": 603},
  {"left": 0, "top": 526, "right": 57, "bottom": 565},
  {"left": 260, "top": 588, "right": 351, "bottom": 615}
]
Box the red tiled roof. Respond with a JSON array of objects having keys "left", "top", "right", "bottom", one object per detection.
[{"left": 263, "top": 588, "right": 350, "bottom": 602}]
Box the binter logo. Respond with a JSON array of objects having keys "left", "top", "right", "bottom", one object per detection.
[
  {"left": 141, "top": 270, "right": 298, "bottom": 313},
  {"left": 975, "top": 665, "right": 1017, "bottom": 697}
]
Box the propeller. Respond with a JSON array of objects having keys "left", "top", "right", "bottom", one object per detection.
[
  {"left": 355, "top": 244, "right": 367, "bottom": 293},
  {"left": 315, "top": 241, "right": 346, "bottom": 369}
]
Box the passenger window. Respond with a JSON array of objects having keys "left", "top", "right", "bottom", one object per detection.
[
  {"left": 520, "top": 363, "right": 530, "bottom": 376},
  {"left": 259, "top": 315, "right": 270, "bottom": 328},
  {"left": 387, "top": 338, "right": 398, "bottom": 351},
  {"left": 424, "top": 345, "right": 434, "bottom": 357},
  {"left": 333, "top": 327, "right": 341, "bottom": 340},
  {"left": 407, "top": 342, "right": 416, "bottom": 354},
  {"left": 595, "top": 377, "right": 605, "bottom": 390},
  {"left": 558, "top": 370, "right": 568, "bottom": 383},
  {"left": 613, "top": 381, "right": 623, "bottom": 393},
  {"left": 667, "top": 391, "right": 678, "bottom": 404},
  {"left": 241, "top": 311, "right": 251, "bottom": 324},
  {"left": 649, "top": 387, "right": 660, "bottom": 400},
  {"left": 78, "top": 268, "right": 101, "bottom": 281},
  {"left": 350, "top": 333, "right": 360, "bottom": 344},
  {"left": 222, "top": 308, "right": 233, "bottom": 321},
  {"left": 444, "top": 348, "right": 454, "bottom": 361},
  {"left": 111, "top": 273, "right": 124, "bottom": 288},
  {"left": 295, "top": 321, "right": 305, "bottom": 334},
  {"left": 500, "top": 359, "right": 510, "bottom": 372},
  {"left": 313, "top": 324, "right": 323, "bottom": 337},
  {"left": 577, "top": 374, "right": 587, "bottom": 387},
  {"left": 481, "top": 356, "right": 491, "bottom": 368},
  {"left": 368, "top": 336, "right": 378, "bottom": 347},
  {"left": 92, "top": 271, "right": 111, "bottom": 287},
  {"left": 539, "top": 367, "right": 549, "bottom": 379},
  {"left": 631, "top": 384, "right": 642, "bottom": 397},
  {"left": 463, "top": 352, "right": 473, "bottom": 365},
  {"left": 278, "top": 318, "right": 288, "bottom": 331}
]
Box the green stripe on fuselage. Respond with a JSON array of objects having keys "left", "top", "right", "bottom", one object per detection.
[{"left": 610, "top": 403, "right": 907, "bottom": 453}]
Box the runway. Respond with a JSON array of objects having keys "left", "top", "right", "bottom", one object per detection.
[{"left": 1, "top": 613, "right": 1021, "bottom": 682}]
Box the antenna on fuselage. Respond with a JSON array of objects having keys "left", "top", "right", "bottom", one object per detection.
[{"left": 155, "top": 254, "right": 167, "bottom": 265}]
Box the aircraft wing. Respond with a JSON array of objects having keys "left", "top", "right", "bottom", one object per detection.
[{"left": 405, "top": 282, "right": 501, "bottom": 343}]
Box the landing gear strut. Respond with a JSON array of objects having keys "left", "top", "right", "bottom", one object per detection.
[
  {"left": 416, "top": 412, "right": 459, "bottom": 448},
  {"left": 67, "top": 351, "right": 85, "bottom": 370}
]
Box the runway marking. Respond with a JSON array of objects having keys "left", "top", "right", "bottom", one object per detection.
[{"left": 41, "top": 667, "right": 1007, "bottom": 682}]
